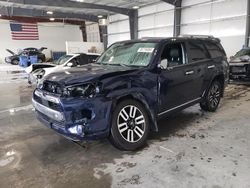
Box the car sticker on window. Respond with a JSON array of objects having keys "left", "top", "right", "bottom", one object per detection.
[{"left": 137, "top": 48, "right": 155, "bottom": 53}]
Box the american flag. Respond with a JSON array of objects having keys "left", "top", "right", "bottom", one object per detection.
[{"left": 10, "top": 22, "right": 39, "bottom": 40}]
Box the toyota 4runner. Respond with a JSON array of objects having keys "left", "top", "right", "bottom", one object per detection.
[{"left": 32, "top": 35, "right": 229, "bottom": 150}]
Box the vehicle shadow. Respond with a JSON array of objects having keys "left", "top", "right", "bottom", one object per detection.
[{"left": 148, "top": 106, "right": 205, "bottom": 141}]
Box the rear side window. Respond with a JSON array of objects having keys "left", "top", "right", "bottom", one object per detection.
[
  {"left": 204, "top": 42, "right": 225, "bottom": 58},
  {"left": 188, "top": 41, "right": 209, "bottom": 62}
]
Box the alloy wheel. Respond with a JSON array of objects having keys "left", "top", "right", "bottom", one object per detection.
[
  {"left": 117, "top": 105, "right": 145, "bottom": 143},
  {"left": 208, "top": 83, "right": 221, "bottom": 109}
]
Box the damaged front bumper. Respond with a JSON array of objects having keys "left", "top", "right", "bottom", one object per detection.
[
  {"left": 229, "top": 62, "right": 250, "bottom": 80},
  {"left": 32, "top": 89, "right": 112, "bottom": 141}
]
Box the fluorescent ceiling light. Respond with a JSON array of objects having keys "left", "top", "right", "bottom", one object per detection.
[
  {"left": 132, "top": 5, "right": 139, "bottom": 9},
  {"left": 47, "top": 11, "right": 53, "bottom": 15},
  {"left": 50, "top": 18, "right": 55, "bottom": 21},
  {"left": 98, "top": 15, "right": 103, "bottom": 18}
]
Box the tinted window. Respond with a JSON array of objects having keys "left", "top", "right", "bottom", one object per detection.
[
  {"left": 188, "top": 41, "right": 209, "bottom": 62},
  {"left": 161, "top": 43, "right": 185, "bottom": 67},
  {"left": 204, "top": 42, "right": 225, "bottom": 58},
  {"left": 87, "top": 55, "right": 99, "bottom": 63}
]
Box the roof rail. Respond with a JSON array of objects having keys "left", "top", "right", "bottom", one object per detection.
[
  {"left": 178, "top": 34, "right": 220, "bottom": 42},
  {"left": 178, "top": 34, "right": 215, "bottom": 39}
]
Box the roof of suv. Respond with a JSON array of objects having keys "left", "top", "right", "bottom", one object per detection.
[{"left": 119, "top": 35, "right": 220, "bottom": 44}]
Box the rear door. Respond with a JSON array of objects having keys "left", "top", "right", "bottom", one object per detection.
[{"left": 186, "top": 39, "right": 211, "bottom": 97}]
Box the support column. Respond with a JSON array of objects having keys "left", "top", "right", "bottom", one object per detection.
[
  {"left": 100, "top": 25, "right": 108, "bottom": 50},
  {"left": 245, "top": 0, "right": 250, "bottom": 47},
  {"left": 129, "top": 10, "right": 138, "bottom": 40},
  {"left": 173, "top": 0, "right": 182, "bottom": 37},
  {"left": 79, "top": 22, "right": 87, "bottom": 42}
]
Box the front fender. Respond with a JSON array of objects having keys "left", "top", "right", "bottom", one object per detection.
[{"left": 107, "top": 89, "right": 158, "bottom": 132}]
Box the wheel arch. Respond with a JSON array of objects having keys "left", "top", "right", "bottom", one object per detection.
[
  {"left": 202, "top": 73, "right": 225, "bottom": 100},
  {"left": 112, "top": 93, "right": 158, "bottom": 132},
  {"left": 212, "top": 74, "right": 225, "bottom": 97}
]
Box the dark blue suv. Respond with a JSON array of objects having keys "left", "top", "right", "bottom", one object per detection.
[{"left": 32, "top": 36, "right": 229, "bottom": 150}]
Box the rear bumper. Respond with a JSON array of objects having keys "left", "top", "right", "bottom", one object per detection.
[{"left": 32, "top": 89, "right": 112, "bottom": 141}]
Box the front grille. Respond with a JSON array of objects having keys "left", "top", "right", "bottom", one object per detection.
[
  {"left": 43, "top": 81, "right": 63, "bottom": 95},
  {"left": 34, "top": 93, "right": 62, "bottom": 112}
]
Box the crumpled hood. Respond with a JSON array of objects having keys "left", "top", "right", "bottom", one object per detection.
[
  {"left": 230, "top": 55, "right": 250, "bottom": 63},
  {"left": 43, "top": 63, "right": 137, "bottom": 86}
]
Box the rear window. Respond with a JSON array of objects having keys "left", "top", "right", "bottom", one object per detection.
[
  {"left": 188, "top": 41, "right": 209, "bottom": 62},
  {"left": 204, "top": 42, "right": 226, "bottom": 58}
]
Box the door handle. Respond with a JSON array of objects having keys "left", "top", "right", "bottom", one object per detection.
[
  {"left": 208, "top": 65, "right": 215, "bottom": 69},
  {"left": 185, "top": 70, "right": 194, "bottom": 75}
]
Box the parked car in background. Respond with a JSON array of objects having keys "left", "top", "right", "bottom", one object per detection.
[
  {"left": 5, "top": 47, "right": 47, "bottom": 65},
  {"left": 26, "top": 53, "right": 100, "bottom": 84},
  {"left": 229, "top": 47, "right": 250, "bottom": 81},
  {"left": 32, "top": 36, "right": 229, "bottom": 150}
]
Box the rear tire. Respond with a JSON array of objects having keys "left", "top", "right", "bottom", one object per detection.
[
  {"left": 200, "top": 80, "right": 222, "bottom": 112},
  {"left": 109, "top": 99, "right": 150, "bottom": 151},
  {"left": 11, "top": 59, "right": 19, "bottom": 65}
]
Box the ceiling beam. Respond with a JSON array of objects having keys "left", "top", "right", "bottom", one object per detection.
[
  {"left": 0, "top": 6, "right": 99, "bottom": 22},
  {"left": 160, "top": 0, "right": 176, "bottom": 5},
  {"left": 0, "top": 0, "right": 132, "bottom": 15}
]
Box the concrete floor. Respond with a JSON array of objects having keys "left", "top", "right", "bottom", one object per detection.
[{"left": 0, "top": 64, "right": 250, "bottom": 188}]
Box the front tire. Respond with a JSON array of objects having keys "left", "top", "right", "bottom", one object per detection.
[
  {"left": 200, "top": 80, "right": 222, "bottom": 112},
  {"left": 109, "top": 99, "right": 150, "bottom": 151}
]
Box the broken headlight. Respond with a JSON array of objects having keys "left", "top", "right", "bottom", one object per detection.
[
  {"left": 63, "top": 83, "right": 101, "bottom": 98},
  {"left": 36, "top": 69, "right": 45, "bottom": 79}
]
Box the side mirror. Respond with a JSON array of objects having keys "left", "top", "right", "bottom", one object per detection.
[
  {"left": 67, "top": 62, "right": 73, "bottom": 67},
  {"left": 158, "top": 59, "right": 168, "bottom": 70}
]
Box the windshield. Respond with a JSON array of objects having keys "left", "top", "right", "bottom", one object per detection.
[
  {"left": 234, "top": 49, "right": 250, "bottom": 58},
  {"left": 97, "top": 42, "right": 157, "bottom": 67},
  {"left": 54, "top": 55, "right": 73, "bottom": 65}
]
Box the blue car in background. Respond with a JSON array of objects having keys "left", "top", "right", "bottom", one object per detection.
[
  {"left": 5, "top": 47, "right": 47, "bottom": 65},
  {"left": 32, "top": 36, "right": 229, "bottom": 150}
]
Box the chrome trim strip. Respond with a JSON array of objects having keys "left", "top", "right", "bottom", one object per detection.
[
  {"left": 185, "top": 70, "right": 194, "bottom": 75},
  {"left": 158, "top": 98, "right": 201, "bottom": 116},
  {"left": 32, "top": 98, "right": 64, "bottom": 121},
  {"left": 35, "top": 90, "right": 60, "bottom": 104},
  {"left": 208, "top": 65, "right": 215, "bottom": 69}
]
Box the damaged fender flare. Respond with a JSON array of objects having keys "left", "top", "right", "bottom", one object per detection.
[{"left": 108, "top": 92, "right": 158, "bottom": 133}]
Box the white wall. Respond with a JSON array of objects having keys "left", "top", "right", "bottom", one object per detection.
[
  {"left": 138, "top": 2, "right": 174, "bottom": 38},
  {"left": 107, "top": 14, "right": 130, "bottom": 46},
  {"left": 107, "top": 3, "right": 174, "bottom": 46},
  {"left": 181, "top": 0, "right": 247, "bottom": 57},
  {"left": 0, "top": 19, "right": 82, "bottom": 63},
  {"left": 107, "top": 0, "right": 247, "bottom": 57},
  {"left": 86, "top": 22, "right": 101, "bottom": 42},
  {"left": 66, "top": 41, "right": 104, "bottom": 54}
]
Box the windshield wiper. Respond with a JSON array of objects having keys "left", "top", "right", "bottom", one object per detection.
[{"left": 119, "top": 63, "right": 130, "bottom": 67}]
